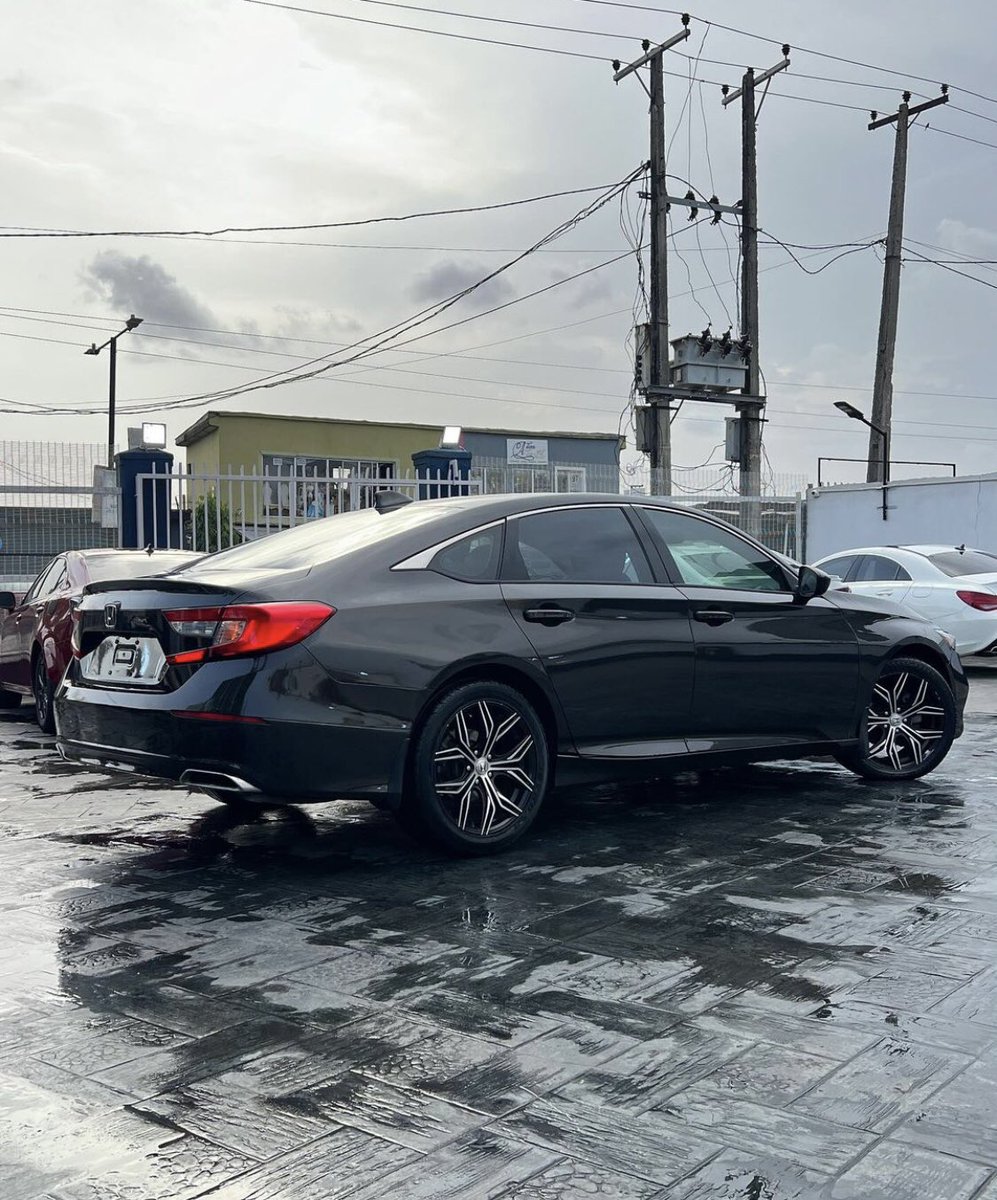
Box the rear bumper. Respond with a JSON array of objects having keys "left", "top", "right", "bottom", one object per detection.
[{"left": 54, "top": 652, "right": 412, "bottom": 803}]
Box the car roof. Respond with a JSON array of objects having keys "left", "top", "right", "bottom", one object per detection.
[{"left": 815, "top": 545, "right": 983, "bottom": 559}]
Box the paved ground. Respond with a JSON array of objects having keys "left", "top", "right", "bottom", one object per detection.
[{"left": 3, "top": 671, "right": 997, "bottom": 1198}]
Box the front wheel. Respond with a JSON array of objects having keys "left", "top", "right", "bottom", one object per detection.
[
  {"left": 836, "top": 656, "right": 957, "bottom": 781},
  {"left": 406, "top": 682, "right": 550, "bottom": 855},
  {"left": 32, "top": 653, "right": 55, "bottom": 733}
]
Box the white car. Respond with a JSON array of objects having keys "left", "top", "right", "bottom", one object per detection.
[{"left": 813, "top": 544, "right": 997, "bottom": 656}]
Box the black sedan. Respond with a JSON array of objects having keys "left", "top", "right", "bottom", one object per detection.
[{"left": 56, "top": 494, "right": 967, "bottom": 854}]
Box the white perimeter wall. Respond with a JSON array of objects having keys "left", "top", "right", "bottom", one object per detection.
[{"left": 806, "top": 473, "right": 997, "bottom": 560}]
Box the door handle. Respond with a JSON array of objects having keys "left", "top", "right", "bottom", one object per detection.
[
  {"left": 524, "top": 605, "right": 575, "bottom": 626},
  {"left": 693, "top": 609, "right": 734, "bottom": 626}
]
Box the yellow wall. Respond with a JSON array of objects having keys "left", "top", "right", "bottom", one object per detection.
[
  {"left": 184, "top": 414, "right": 442, "bottom": 475},
  {"left": 179, "top": 414, "right": 445, "bottom": 527}
]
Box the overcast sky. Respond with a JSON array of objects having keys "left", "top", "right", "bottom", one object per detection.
[{"left": 4, "top": 0, "right": 997, "bottom": 490}]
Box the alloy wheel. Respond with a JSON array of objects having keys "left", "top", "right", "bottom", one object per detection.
[
  {"left": 432, "top": 699, "right": 539, "bottom": 838},
  {"left": 865, "top": 668, "right": 947, "bottom": 773}
]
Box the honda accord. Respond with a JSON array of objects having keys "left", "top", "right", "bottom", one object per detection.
[{"left": 56, "top": 494, "right": 967, "bottom": 854}]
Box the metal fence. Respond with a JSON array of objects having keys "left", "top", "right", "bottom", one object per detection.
[
  {"left": 131, "top": 465, "right": 802, "bottom": 559},
  {"left": 0, "top": 484, "right": 121, "bottom": 587},
  {"left": 135, "top": 468, "right": 482, "bottom": 553}
]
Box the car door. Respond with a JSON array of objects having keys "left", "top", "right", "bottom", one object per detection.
[
  {"left": 500, "top": 504, "right": 695, "bottom": 757},
  {"left": 1, "top": 558, "right": 66, "bottom": 690},
  {"left": 845, "top": 554, "right": 914, "bottom": 606},
  {"left": 635, "top": 507, "right": 860, "bottom": 746}
]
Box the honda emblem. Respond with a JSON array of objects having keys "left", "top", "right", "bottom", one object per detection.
[{"left": 103, "top": 603, "right": 119, "bottom": 629}]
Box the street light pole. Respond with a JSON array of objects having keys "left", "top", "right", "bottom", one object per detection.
[
  {"left": 833, "top": 400, "right": 890, "bottom": 519},
  {"left": 84, "top": 314, "right": 143, "bottom": 467}
]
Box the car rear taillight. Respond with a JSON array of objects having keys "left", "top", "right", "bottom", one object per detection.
[
  {"left": 71, "top": 607, "right": 82, "bottom": 657},
  {"left": 956, "top": 589, "right": 997, "bottom": 612},
  {"left": 164, "top": 602, "right": 335, "bottom": 665}
]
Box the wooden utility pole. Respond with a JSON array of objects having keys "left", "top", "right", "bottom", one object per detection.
[
  {"left": 738, "top": 66, "right": 763, "bottom": 501},
  {"left": 722, "top": 50, "right": 788, "bottom": 526},
  {"left": 614, "top": 18, "right": 690, "bottom": 495},
  {"left": 648, "top": 48, "right": 672, "bottom": 494},
  {"left": 867, "top": 87, "right": 949, "bottom": 483}
]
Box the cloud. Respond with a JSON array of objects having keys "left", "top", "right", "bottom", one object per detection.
[
  {"left": 408, "top": 259, "right": 515, "bottom": 310},
  {"left": 80, "top": 251, "right": 219, "bottom": 332}
]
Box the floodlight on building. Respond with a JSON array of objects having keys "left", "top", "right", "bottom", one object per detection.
[
  {"left": 440, "top": 426, "right": 463, "bottom": 449},
  {"left": 141, "top": 422, "right": 167, "bottom": 448}
]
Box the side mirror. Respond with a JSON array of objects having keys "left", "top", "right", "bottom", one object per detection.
[
  {"left": 0, "top": 592, "right": 16, "bottom": 611},
  {"left": 795, "top": 565, "right": 831, "bottom": 604}
]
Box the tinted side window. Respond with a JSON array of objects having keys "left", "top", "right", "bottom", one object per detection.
[
  {"left": 818, "top": 555, "right": 858, "bottom": 580},
  {"left": 504, "top": 508, "right": 653, "bottom": 584},
  {"left": 641, "top": 509, "right": 788, "bottom": 592},
  {"left": 430, "top": 527, "right": 502, "bottom": 582},
  {"left": 851, "top": 555, "right": 904, "bottom": 582},
  {"left": 26, "top": 558, "right": 65, "bottom": 603}
]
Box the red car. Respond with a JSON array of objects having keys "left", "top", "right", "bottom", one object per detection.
[{"left": 0, "top": 548, "right": 200, "bottom": 732}]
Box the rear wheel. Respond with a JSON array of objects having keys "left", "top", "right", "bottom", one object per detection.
[
  {"left": 0, "top": 689, "right": 21, "bottom": 710},
  {"left": 836, "top": 656, "right": 956, "bottom": 781},
  {"left": 405, "top": 682, "right": 550, "bottom": 855},
  {"left": 32, "top": 653, "right": 55, "bottom": 733}
]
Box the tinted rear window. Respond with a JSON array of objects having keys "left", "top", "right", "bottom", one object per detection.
[
  {"left": 174, "top": 504, "right": 455, "bottom": 573},
  {"left": 86, "top": 553, "right": 200, "bottom": 582},
  {"left": 928, "top": 550, "right": 997, "bottom": 577}
]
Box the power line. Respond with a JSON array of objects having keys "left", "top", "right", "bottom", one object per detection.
[
  {"left": 241, "top": 0, "right": 610, "bottom": 61},
  {"left": 142, "top": 168, "right": 644, "bottom": 410},
  {"left": 901, "top": 244, "right": 997, "bottom": 292},
  {"left": 0, "top": 182, "right": 628, "bottom": 240},
  {"left": 915, "top": 124, "right": 997, "bottom": 152},
  {"left": 564, "top": 1, "right": 997, "bottom": 108}
]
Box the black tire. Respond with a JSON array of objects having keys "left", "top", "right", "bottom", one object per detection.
[
  {"left": 404, "top": 681, "right": 550, "bottom": 855},
  {"left": 0, "top": 689, "right": 21, "bottom": 710},
  {"left": 836, "top": 656, "right": 957, "bottom": 781},
  {"left": 32, "top": 652, "right": 55, "bottom": 734}
]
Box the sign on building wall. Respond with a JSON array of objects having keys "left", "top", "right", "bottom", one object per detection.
[{"left": 507, "top": 438, "right": 549, "bottom": 465}]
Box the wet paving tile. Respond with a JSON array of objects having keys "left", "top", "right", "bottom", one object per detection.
[
  {"left": 554, "top": 1024, "right": 751, "bottom": 1113},
  {"left": 425, "top": 1021, "right": 639, "bottom": 1116},
  {"left": 668, "top": 1147, "right": 831, "bottom": 1199},
  {"left": 5, "top": 710, "right": 997, "bottom": 1193},
  {"left": 341, "top": 1127, "right": 561, "bottom": 1200},
  {"left": 300, "top": 1071, "right": 488, "bottom": 1150},
  {"left": 202, "top": 1127, "right": 422, "bottom": 1199},
  {"left": 498, "top": 1093, "right": 722, "bottom": 1185},
  {"left": 891, "top": 1051, "right": 997, "bottom": 1165},
  {"left": 91, "top": 1017, "right": 308, "bottom": 1100},
  {"left": 825, "top": 1138, "right": 990, "bottom": 1199},
  {"left": 654, "top": 1082, "right": 876, "bottom": 1172},
  {"left": 47, "top": 1132, "right": 257, "bottom": 1200},
  {"left": 693, "top": 1041, "right": 840, "bottom": 1107}
]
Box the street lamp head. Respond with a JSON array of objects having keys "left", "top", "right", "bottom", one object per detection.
[
  {"left": 84, "top": 343, "right": 100, "bottom": 356},
  {"left": 124, "top": 315, "right": 143, "bottom": 331},
  {"left": 834, "top": 400, "right": 866, "bottom": 421}
]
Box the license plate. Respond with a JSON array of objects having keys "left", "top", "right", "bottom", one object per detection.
[{"left": 81, "top": 636, "right": 167, "bottom": 686}]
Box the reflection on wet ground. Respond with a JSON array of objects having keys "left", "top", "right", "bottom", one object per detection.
[{"left": 2, "top": 696, "right": 997, "bottom": 1198}]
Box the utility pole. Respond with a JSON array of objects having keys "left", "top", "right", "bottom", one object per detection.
[
  {"left": 84, "top": 314, "right": 144, "bottom": 467},
  {"left": 867, "top": 86, "right": 948, "bottom": 483},
  {"left": 722, "top": 50, "right": 789, "bottom": 514},
  {"left": 614, "top": 17, "right": 691, "bottom": 494},
  {"left": 648, "top": 48, "right": 671, "bottom": 494}
]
